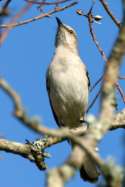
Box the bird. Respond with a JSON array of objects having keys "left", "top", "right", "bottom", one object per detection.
[{"left": 46, "top": 17, "right": 99, "bottom": 182}]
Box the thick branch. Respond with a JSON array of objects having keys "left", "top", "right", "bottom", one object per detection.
[
  {"left": 0, "top": 139, "right": 32, "bottom": 160},
  {"left": 100, "top": 6, "right": 125, "bottom": 122},
  {"left": 0, "top": 107, "right": 125, "bottom": 155}
]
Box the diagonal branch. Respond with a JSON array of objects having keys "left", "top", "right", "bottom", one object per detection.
[
  {"left": 0, "top": 78, "right": 52, "bottom": 135},
  {"left": 100, "top": 5, "right": 125, "bottom": 121},
  {"left": 0, "top": 0, "right": 12, "bottom": 16},
  {"left": 0, "top": 1, "right": 77, "bottom": 28},
  {"left": 99, "top": 0, "right": 121, "bottom": 28}
]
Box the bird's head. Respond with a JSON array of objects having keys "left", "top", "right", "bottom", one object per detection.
[{"left": 55, "top": 17, "right": 78, "bottom": 49}]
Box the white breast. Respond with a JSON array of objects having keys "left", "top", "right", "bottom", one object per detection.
[{"left": 47, "top": 47, "right": 89, "bottom": 128}]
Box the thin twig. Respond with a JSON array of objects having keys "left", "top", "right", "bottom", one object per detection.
[
  {"left": 77, "top": 5, "right": 125, "bottom": 112},
  {"left": 87, "top": 14, "right": 107, "bottom": 62},
  {"left": 1, "top": 0, "right": 12, "bottom": 9},
  {"left": 119, "top": 76, "right": 125, "bottom": 80},
  {"left": 88, "top": 76, "right": 125, "bottom": 112},
  {"left": 87, "top": 87, "right": 102, "bottom": 113},
  {"left": 77, "top": 3, "right": 107, "bottom": 62},
  {"left": 99, "top": 0, "right": 121, "bottom": 28},
  {"left": 90, "top": 75, "right": 103, "bottom": 92},
  {"left": 25, "top": 0, "right": 72, "bottom": 5},
  {"left": 116, "top": 83, "right": 125, "bottom": 104},
  {"left": 0, "top": 2, "right": 32, "bottom": 45},
  {"left": 0, "top": 0, "right": 12, "bottom": 16},
  {"left": 0, "top": 1, "right": 77, "bottom": 28}
]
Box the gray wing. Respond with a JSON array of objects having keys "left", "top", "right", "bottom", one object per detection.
[
  {"left": 46, "top": 73, "right": 61, "bottom": 127},
  {"left": 86, "top": 70, "right": 91, "bottom": 88}
]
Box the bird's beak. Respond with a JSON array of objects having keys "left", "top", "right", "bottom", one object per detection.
[{"left": 56, "top": 17, "right": 63, "bottom": 26}]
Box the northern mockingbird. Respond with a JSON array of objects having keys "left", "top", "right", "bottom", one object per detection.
[{"left": 46, "top": 17, "right": 99, "bottom": 182}]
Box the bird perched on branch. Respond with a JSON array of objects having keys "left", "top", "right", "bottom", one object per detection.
[{"left": 46, "top": 17, "right": 99, "bottom": 182}]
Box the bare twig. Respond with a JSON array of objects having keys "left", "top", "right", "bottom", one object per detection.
[
  {"left": 119, "top": 76, "right": 125, "bottom": 80},
  {"left": 76, "top": 6, "right": 107, "bottom": 62},
  {"left": 116, "top": 83, "right": 125, "bottom": 104},
  {"left": 89, "top": 75, "right": 125, "bottom": 111},
  {"left": 87, "top": 12, "right": 107, "bottom": 62},
  {"left": 25, "top": 0, "right": 72, "bottom": 5},
  {"left": 0, "top": 0, "right": 12, "bottom": 16},
  {"left": 1, "top": 0, "right": 12, "bottom": 9},
  {"left": 87, "top": 87, "right": 102, "bottom": 113},
  {"left": 99, "top": 0, "right": 121, "bottom": 28},
  {"left": 0, "top": 2, "right": 32, "bottom": 45},
  {"left": 0, "top": 1, "right": 77, "bottom": 28},
  {"left": 90, "top": 75, "right": 103, "bottom": 92},
  {"left": 77, "top": 5, "right": 125, "bottom": 112}
]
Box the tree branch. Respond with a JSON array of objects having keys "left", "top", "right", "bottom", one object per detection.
[
  {"left": 99, "top": 0, "right": 121, "bottom": 28},
  {"left": 0, "top": 1, "right": 77, "bottom": 28}
]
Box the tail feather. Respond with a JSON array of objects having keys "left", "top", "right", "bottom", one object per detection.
[
  {"left": 80, "top": 156, "right": 100, "bottom": 182},
  {"left": 71, "top": 135, "right": 100, "bottom": 183}
]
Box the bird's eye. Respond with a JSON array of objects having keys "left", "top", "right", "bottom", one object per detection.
[{"left": 69, "top": 29, "right": 73, "bottom": 34}]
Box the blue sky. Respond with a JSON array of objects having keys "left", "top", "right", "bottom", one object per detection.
[{"left": 0, "top": 0, "right": 125, "bottom": 187}]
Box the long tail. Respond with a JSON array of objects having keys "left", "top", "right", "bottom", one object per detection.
[
  {"left": 80, "top": 155, "right": 99, "bottom": 182},
  {"left": 71, "top": 141, "right": 99, "bottom": 182}
]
